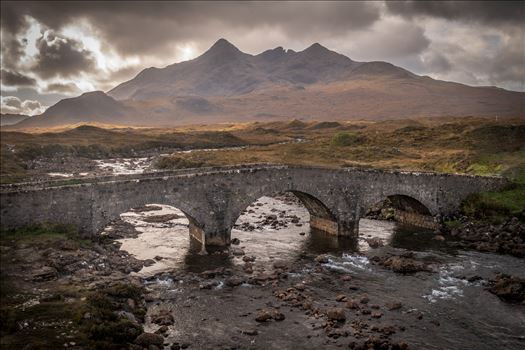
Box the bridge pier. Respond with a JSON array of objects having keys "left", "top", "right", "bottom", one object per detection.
[{"left": 310, "top": 215, "right": 358, "bottom": 238}]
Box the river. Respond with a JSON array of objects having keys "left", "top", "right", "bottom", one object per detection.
[{"left": 113, "top": 194, "right": 525, "bottom": 350}]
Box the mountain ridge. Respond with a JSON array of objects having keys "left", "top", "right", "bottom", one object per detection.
[{"left": 7, "top": 39, "right": 524, "bottom": 129}]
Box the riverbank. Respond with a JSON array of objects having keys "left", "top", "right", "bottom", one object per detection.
[{"left": 1, "top": 195, "right": 524, "bottom": 350}]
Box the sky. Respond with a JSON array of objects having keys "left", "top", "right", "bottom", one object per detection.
[{"left": 1, "top": 1, "right": 524, "bottom": 115}]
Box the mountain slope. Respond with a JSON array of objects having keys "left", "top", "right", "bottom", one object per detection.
[
  {"left": 13, "top": 91, "right": 136, "bottom": 128},
  {"left": 9, "top": 39, "right": 524, "bottom": 129},
  {"left": 0, "top": 113, "right": 31, "bottom": 126},
  {"left": 108, "top": 39, "right": 363, "bottom": 100}
]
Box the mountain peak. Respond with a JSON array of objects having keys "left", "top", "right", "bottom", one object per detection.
[
  {"left": 304, "top": 42, "right": 329, "bottom": 53},
  {"left": 206, "top": 38, "right": 241, "bottom": 54}
]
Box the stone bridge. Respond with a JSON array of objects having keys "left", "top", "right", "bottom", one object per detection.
[{"left": 0, "top": 164, "right": 507, "bottom": 249}]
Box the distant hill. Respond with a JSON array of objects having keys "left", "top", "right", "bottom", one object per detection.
[
  {"left": 1, "top": 113, "right": 31, "bottom": 126},
  {"left": 13, "top": 91, "right": 137, "bottom": 129},
  {"left": 8, "top": 39, "right": 524, "bottom": 129}
]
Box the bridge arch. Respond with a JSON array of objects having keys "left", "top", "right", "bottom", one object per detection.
[
  {"left": 225, "top": 185, "right": 355, "bottom": 248},
  {"left": 361, "top": 192, "right": 437, "bottom": 230}
]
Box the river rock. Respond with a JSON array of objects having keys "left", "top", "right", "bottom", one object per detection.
[
  {"left": 231, "top": 238, "right": 240, "bottom": 245},
  {"left": 273, "top": 260, "right": 288, "bottom": 269},
  {"left": 225, "top": 276, "right": 244, "bottom": 287},
  {"left": 385, "top": 301, "right": 402, "bottom": 310},
  {"left": 231, "top": 247, "right": 245, "bottom": 256},
  {"left": 315, "top": 254, "right": 330, "bottom": 264},
  {"left": 151, "top": 310, "right": 175, "bottom": 325},
  {"left": 255, "top": 310, "right": 273, "bottom": 322},
  {"left": 326, "top": 307, "right": 346, "bottom": 322},
  {"left": 366, "top": 237, "right": 384, "bottom": 248},
  {"left": 488, "top": 273, "right": 525, "bottom": 303},
  {"left": 373, "top": 255, "right": 431, "bottom": 274},
  {"left": 32, "top": 266, "right": 58, "bottom": 281},
  {"left": 134, "top": 332, "right": 164, "bottom": 347}
]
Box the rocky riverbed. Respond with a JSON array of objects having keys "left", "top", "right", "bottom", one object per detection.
[{"left": 1, "top": 194, "right": 524, "bottom": 350}]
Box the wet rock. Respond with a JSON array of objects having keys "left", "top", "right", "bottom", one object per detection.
[
  {"left": 371, "top": 311, "right": 383, "bottom": 318},
  {"left": 242, "top": 255, "right": 256, "bottom": 262},
  {"left": 231, "top": 238, "right": 240, "bottom": 245},
  {"left": 373, "top": 254, "right": 431, "bottom": 274},
  {"left": 299, "top": 232, "right": 306, "bottom": 236},
  {"left": 345, "top": 299, "right": 360, "bottom": 310},
  {"left": 199, "top": 281, "right": 219, "bottom": 289},
  {"left": 135, "top": 332, "right": 164, "bottom": 347},
  {"left": 154, "top": 255, "right": 163, "bottom": 261},
  {"left": 151, "top": 310, "right": 175, "bottom": 326},
  {"left": 273, "top": 260, "right": 288, "bottom": 270},
  {"left": 366, "top": 237, "right": 384, "bottom": 248},
  {"left": 271, "top": 310, "right": 286, "bottom": 321},
  {"left": 225, "top": 276, "right": 244, "bottom": 287},
  {"left": 488, "top": 273, "right": 525, "bottom": 303},
  {"left": 255, "top": 310, "right": 273, "bottom": 322},
  {"left": 315, "top": 254, "right": 330, "bottom": 264},
  {"left": 32, "top": 266, "right": 58, "bottom": 281},
  {"left": 335, "top": 294, "right": 347, "bottom": 302},
  {"left": 433, "top": 234, "right": 446, "bottom": 241},
  {"left": 385, "top": 301, "right": 402, "bottom": 310},
  {"left": 231, "top": 247, "right": 245, "bottom": 256},
  {"left": 200, "top": 270, "right": 217, "bottom": 279},
  {"left": 326, "top": 307, "right": 346, "bottom": 322}
]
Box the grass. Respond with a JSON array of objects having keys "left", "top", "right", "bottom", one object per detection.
[
  {"left": 1, "top": 116, "right": 524, "bottom": 221},
  {"left": 461, "top": 164, "right": 525, "bottom": 222}
]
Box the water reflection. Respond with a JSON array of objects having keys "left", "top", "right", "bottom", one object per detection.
[{"left": 115, "top": 196, "right": 444, "bottom": 276}]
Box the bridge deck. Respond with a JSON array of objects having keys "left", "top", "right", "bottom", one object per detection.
[{"left": 0, "top": 163, "right": 503, "bottom": 193}]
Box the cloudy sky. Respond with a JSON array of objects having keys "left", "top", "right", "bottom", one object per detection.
[{"left": 1, "top": 1, "right": 524, "bottom": 115}]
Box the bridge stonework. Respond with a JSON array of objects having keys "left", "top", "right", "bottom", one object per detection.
[{"left": 0, "top": 165, "right": 507, "bottom": 250}]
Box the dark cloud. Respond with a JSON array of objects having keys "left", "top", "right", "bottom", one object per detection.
[
  {"left": 386, "top": 1, "right": 525, "bottom": 25},
  {"left": 1, "top": 69, "right": 37, "bottom": 86},
  {"left": 0, "top": 0, "right": 523, "bottom": 108},
  {"left": 33, "top": 31, "right": 96, "bottom": 79},
  {"left": 1, "top": 1, "right": 381, "bottom": 56}
]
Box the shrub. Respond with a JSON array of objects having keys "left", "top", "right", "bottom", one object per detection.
[{"left": 331, "top": 132, "right": 363, "bottom": 147}]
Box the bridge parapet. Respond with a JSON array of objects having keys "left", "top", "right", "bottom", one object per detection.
[{"left": 0, "top": 164, "right": 508, "bottom": 250}]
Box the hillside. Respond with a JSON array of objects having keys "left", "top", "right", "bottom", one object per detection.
[
  {"left": 0, "top": 113, "right": 31, "bottom": 126},
  {"left": 8, "top": 39, "right": 524, "bottom": 129}
]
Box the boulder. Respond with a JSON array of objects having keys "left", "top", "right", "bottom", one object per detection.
[
  {"left": 134, "top": 333, "right": 164, "bottom": 347},
  {"left": 326, "top": 307, "right": 346, "bottom": 322}
]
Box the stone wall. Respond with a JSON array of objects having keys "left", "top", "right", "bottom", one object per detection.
[{"left": 0, "top": 164, "right": 508, "bottom": 248}]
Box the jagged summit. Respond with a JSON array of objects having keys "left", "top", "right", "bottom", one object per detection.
[
  {"left": 201, "top": 38, "right": 243, "bottom": 57},
  {"left": 108, "top": 40, "right": 361, "bottom": 100}
]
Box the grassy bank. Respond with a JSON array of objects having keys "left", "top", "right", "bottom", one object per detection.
[{"left": 461, "top": 165, "right": 525, "bottom": 223}]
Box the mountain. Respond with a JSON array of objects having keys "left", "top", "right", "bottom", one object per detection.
[
  {"left": 108, "top": 39, "right": 361, "bottom": 100},
  {"left": 0, "top": 113, "right": 31, "bottom": 126},
  {"left": 10, "top": 39, "right": 525, "bottom": 128},
  {"left": 13, "top": 91, "right": 137, "bottom": 128}
]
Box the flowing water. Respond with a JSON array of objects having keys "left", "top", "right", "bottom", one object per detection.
[{"left": 115, "top": 195, "right": 525, "bottom": 350}]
